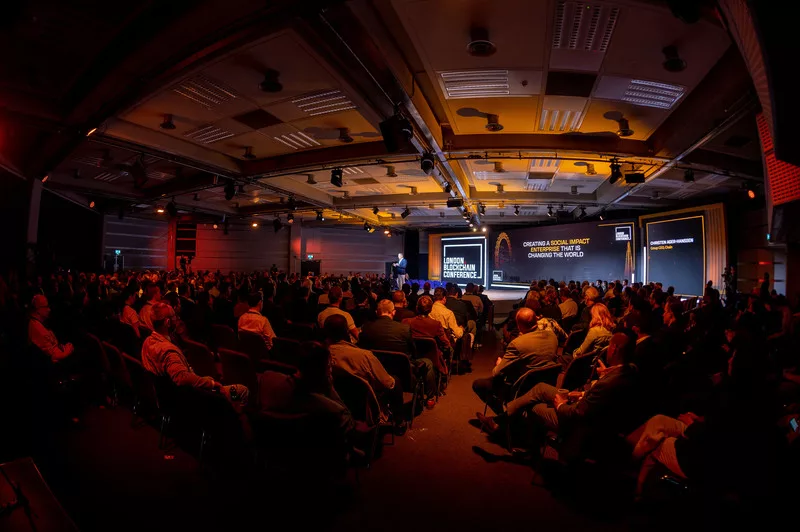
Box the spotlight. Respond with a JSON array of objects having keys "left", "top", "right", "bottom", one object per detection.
[
  {"left": 408, "top": 186, "right": 418, "bottom": 195},
  {"left": 514, "top": 205, "right": 520, "bottom": 216},
  {"left": 401, "top": 207, "right": 411, "bottom": 219},
  {"left": 444, "top": 183, "right": 452, "bottom": 194},
  {"left": 485, "top": 114, "right": 504, "bottom": 132},
  {"left": 570, "top": 185, "right": 579, "bottom": 195},
  {"left": 467, "top": 27, "right": 497, "bottom": 57},
  {"left": 481, "top": 226, "right": 487, "bottom": 233},
  {"left": 662, "top": 45, "right": 686, "bottom": 73},
  {"left": 243, "top": 146, "right": 256, "bottom": 160},
  {"left": 472, "top": 227, "right": 477, "bottom": 232},
  {"left": 338, "top": 128, "right": 354, "bottom": 144},
  {"left": 479, "top": 203, "right": 486, "bottom": 215},
  {"left": 364, "top": 222, "right": 375, "bottom": 233},
  {"left": 287, "top": 213, "right": 294, "bottom": 224},
  {"left": 385, "top": 165, "right": 397, "bottom": 177},
  {"left": 273, "top": 218, "right": 282, "bottom": 232},
  {"left": 160, "top": 114, "right": 176, "bottom": 130},
  {"left": 130, "top": 156, "right": 148, "bottom": 188},
  {"left": 89, "top": 200, "right": 96, "bottom": 209},
  {"left": 316, "top": 210, "right": 325, "bottom": 221},
  {"left": 212, "top": 223, "right": 219, "bottom": 230},
  {"left": 259, "top": 69, "right": 283, "bottom": 92},
  {"left": 373, "top": 206, "right": 379, "bottom": 215},
  {"left": 330, "top": 168, "right": 343, "bottom": 187},
  {"left": 387, "top": 231, "right": 392, "bottom": 238},
  {"left": 616, "top": 118, "right": 634, "bottom": 137},
  {"left": 578, "top": 206, "right": 587, "bottom": 219},
  {"left": 384, "top": 229, "right": 391, "bottom": 235},
  {"left": 683, "top": 168, "right": 695, "bottom": 182},
  {"left": 156, "top": 206, "right": 165, "bottom": 214},
  {"left": 379, "top": 113, "right": 414, "bottom": 153},
  {"left": 420, "top": 152, "right": 435, "bottom": 175},
  {"left": 547, "top": 205, "right": 554, "bottom": 217},
  {"left": 252, "top": 222, "right": 259, "bottom": 228},
  {"left": 585, "top": 163, "right": 597, "bottom": 175},
  {"left": 41, "top": 175, "right": 49, "bottom": 183},
  {"left": 287, "top": 197, "right": 297, "bottom": 211},
  {"left": 493, "top": 162, "right": 505, "bottom": 173},
  {"left": 745, "top": 185, "right": 756, "bottom": 199},
  {"left": 609, "top": 161, "right": 622, "bottom": 185},
  {"left": 166, "top": 199, "right": 178, "bottom": 217},
  {"left": 224, "top": 180, "right": 236, "bottom": 200}
]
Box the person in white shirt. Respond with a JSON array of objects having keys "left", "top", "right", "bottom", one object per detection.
[
  {"left": 237, "top": 292, "right": 276, "bottom": 350},
  {"left": 138, "top": 283, "right": 161, "bottom": 330},
  {"left": 461, "top": 282, "right": 484, "bottom": 316},
  {"left": 429, "top": 287, "right": 463, "bottom": 339},
  {"left": 317, "top": 286, "right": 359, "bottom": 341},
  {"left": 558, "top": 288, "right": 579, "bottom": 320},
  {"left": 28, "top": 295, "right": 74, "bottom": 362},
  {"left": 121, "top": 288, "right": 141, "bottom": 337}
]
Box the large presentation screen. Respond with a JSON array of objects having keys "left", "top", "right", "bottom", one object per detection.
[
  {"left": 492, "top": 220, "right": 635, "bottom": 285},
  {"left": 645, "top": 215, "right": 705, "bottom": 296},
  {"left": 441, "top": 235, "right": 487, "bottom": 287}
]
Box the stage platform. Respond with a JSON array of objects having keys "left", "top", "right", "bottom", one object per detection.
[{"left": 483, "top": 288, "right": 527, "bottom": 317}]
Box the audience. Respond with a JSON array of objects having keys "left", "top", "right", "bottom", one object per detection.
[
  {"left": 571, "top": 303, "right": 615, "bottom": 357},
  {"left": 391, "top": 290, "right": 416, "bottom": 322},
  {"left": 317, "top": 286, "right": 359, "bottom": 341},
  {"left": 237, "top": 292, "right": 276, "bottom": 350}
]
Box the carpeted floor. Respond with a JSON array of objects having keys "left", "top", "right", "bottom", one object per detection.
[{"left": 30, "top": 332, "right": 644, "bottom": 531}]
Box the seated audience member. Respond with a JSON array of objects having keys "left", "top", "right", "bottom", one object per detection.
[
  {"left": 572, "top": 303, "right": 615, "bottom": 357},
  {"left": 212, "top": 281, "right": 235, "bottom": 329},
  {"left": 577, "top": 286, "right": 600, "bottom": 330},
  {"left": 477, "top": 333, "right": 644, "bottom": 452},
  {"left": 407, "top": 282, "right": 421, "bottom": 312},
  {"left": 324, "top": 315, "right": 406, "bottom": 434},
  {"left": 162, "top": 292, "right": 190, "bottom": 343},
  {"left": 258, "top": 341, "right": 355, "bottom": 439},
  {"left": 142, "top": 303, "right": 248, "bottom": 401},
  {"left": 28, "top": 294, "right": 75, "bottom": 363},
  {"left": 288, "top": 286, "right": 316, "bottom": 324},
  {"left": 391, "top": 290, "right": 416, "bottom": 322},
  {"left": 649, "top": 288, "right": 666, "bottom": 330},
  {"left": 138, "top": 283, "right": 161, "bottom": 330},
  {"left": 317, "top": 286, "right": 359, "bottom": 341},
  {"left": 351, "top": 290, "right": 376, "bottom": 328},
  {"left": 120, "top": 287, "right": 141, "bottom": 336},
  {"left": 472, "top": 307, "right": 558, "bottom": 415},
  {"left": 177, "top": 283, "right": 195, "bottom": 322},
  {"left": 421, "top": 282, "right": 432, "bottom": 297},
  {"left": 233, "top": 290, "right": 250, "bottom": 320},
  {"left": 238, "top": 292, "right": 276, "bottom": 350},
  {"left": 461, "top": 283, "right": 484, "bottom": 317},
  {"left": 445, "top": 285, "right": 476, "bottom": 335},
  {"left": 359, "top": 300, "right": 416, "bottom": 356},
  {"left": 430, "top": 287, "right": 463, "bottom": 340},
  {"left": 538, "top": 288, "right": 563, "bottom": 322},
  {"left": 403, "top": 296, "right": 450, "bottom": 375},
  {"left": 558, "top": 288, "right": 579, "bottom": 321}
]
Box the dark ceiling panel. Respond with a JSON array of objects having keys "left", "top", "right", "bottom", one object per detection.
[{"left": 545, "top": 71, "right": 597, "bottom": 97}]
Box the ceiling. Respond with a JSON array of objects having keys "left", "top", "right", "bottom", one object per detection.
[{"left": 2, "top": 0, "right": 763, "bottom": 230}]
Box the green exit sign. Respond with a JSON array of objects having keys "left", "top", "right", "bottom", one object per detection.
[{"left": 307, "top": 254, "right": 314, "bottom": 260}]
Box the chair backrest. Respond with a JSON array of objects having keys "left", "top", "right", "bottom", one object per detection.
[
  {"left": 372, "top": 349, "right": 414, "bottom": 391},
  {"left": 218, "top": 348, "right": 258, "bottom": 398},
  {"left": 561, "top": 351, "right": 602, "bottom": 392},
  {"left": 510, "top": 363, "right": 563, "bottom": 400},
  {"left": 238, "top": 331, "right": 271, "bottom": 363},
  {"left": 102, "top": 341, "right": 132, "bottom": 390},
  {"left": 152, "top": 374, "right": 179, "bottom": 414},
  {"left": 271, "top": 337, "right": 301, "bottom": 367},
  {"left": 412, "top": 336, "right": 439, "bottom": 359},
  {"left": 182, "top": 339, "right": 219, "bottom": 380},
  {"left": 122, "top": 352, "right": 159, "bottom": 411},
  {"left": 454, "top": 332, "right": 472, "bottom": 362},
  {"left": 560, "top": 316, "right": 578, "bottom": 334},
  {"left": 211, "top": 324, "right": 239, "bottom": 352},
  {"left": 85, "top": 332, "right": 112, "bottom": 374},
  {"left": 286, "top": 322, "right": 315, "bottom": 342},
  {"left": 108, "top": 320, "right": 142, "bottom": 358},
  {"left": 563, "top": 329, "right": 588, "bottom": 354},
  {"left": 332, "top": 366, "right": 380, "bottom": 426}
]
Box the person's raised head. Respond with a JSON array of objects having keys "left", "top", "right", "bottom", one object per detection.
[
  {"left": 323, "top": 314, "right": 350, "bottom": 343},
  {"left": 465, "top": 282, "right": 475, "bottom": 294},
  {"left": 145, "top": 283, "right": 161, "bottom": 302},
  {"left": 328, "top": 285, "right": 343, "bottom": 305},
  {"left": 446, "top": 284, "right": 458, "bottom": 297},
  {"left": 584, "top": 286, "right": 600, "bottom": 304},
  {"left": 122, "top": 287, "right": 137, "bottom": 305},
  {"left": 31, "top": 294, "right": 50, "bottom": 319},
  {"left": 377, "top": 299, "right": 395, "bottom": 318},
  {"left": 296, "top": 341, "right": 332, "bottom": 389},
  {"left": 515, "top": 307, "right": 537, "bottom": 333},
  {"left": 589, "top": 303, "right": 616, "bottom": 330},
  {"left": 607, "top": 332, "right": 634, "bottom": 366},
  {"left": 392, "top": 290, "right": 407, "bottom": 308},
  {"left": 151, "top": 302, "right": 176, "bottom": 333},
  {"left": 433, "top": 287, "right": 446, "bottom": 301},
  {"left": 423, "top": 282, "right": 431, "bottom": 292},
  {"left": 416, "top": 295, "right": 433, "bottom": 316},
  {"left": 411, "top": 282, "right": 420, "bottom": 292},
  {"left": 397, "top": 252, "right": 404, "bottom": 260},
  {"left": 247, "top": 291, "right": 263, "bottom": 310}
]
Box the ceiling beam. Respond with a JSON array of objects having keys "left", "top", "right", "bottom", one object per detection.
[
  {"left": 682, "top": 149, "right": 762, "bottom": 179},
  {"left": 443, "top": 132, "right": 655, "bottom": 158}
]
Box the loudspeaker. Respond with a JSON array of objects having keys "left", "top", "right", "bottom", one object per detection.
[
  {"left": 624, "top": 173, "right": 646, "bottom": 184},
  {"left": 379, "top": 114, "right": 413, "bottom": 153},
  {"left": 446, "top": 198, "right": 464, "bottom": 208}
]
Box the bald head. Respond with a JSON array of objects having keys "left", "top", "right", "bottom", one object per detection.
[
  {"left": 607, "top": 332, "right": 634, "bottom": 366},
  {"left": 515, "top": 307, "right": 537, "bottom": 334},
  {"left": 391, "top": 290, "right": 406, "bottom": 308},
  {"left": 377, "top": 299, "right": 395, "bottom": 318},
  {"left": 31, "top": 294, "right": 50, "bottom": 319}
]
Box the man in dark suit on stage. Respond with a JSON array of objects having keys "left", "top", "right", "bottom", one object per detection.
[{"left": 393, "top": 253, "right": 408, "bottom": 289}]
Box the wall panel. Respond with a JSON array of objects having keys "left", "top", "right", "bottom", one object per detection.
[
  {"left": 192, "top": 222, "right": 289, "bottom": 272},
  {"left": 103, "top": 216, "right": 168, "bottom": 270},
  {"left": 303, "top": 227, "right": 403, "bottom": 275}
]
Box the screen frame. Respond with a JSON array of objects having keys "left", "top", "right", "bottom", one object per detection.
[
  {"left": 644, "top": 215, "right": 706, "bottom": 297},
  {"left": 440, "top": 235, "right": 488, "bottom": 288}
]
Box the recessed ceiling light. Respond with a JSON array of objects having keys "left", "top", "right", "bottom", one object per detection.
[
  {"left": 259, "top": 69, "right": 283, "bottom": 92},
  {"left": 160, "top": 114, "right": 176, "bottom": 130},
  {"left": 243, "top": 146, "right": 256, "bottom": 160}
]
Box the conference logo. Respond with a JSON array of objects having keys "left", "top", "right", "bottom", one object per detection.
[{"left": 615, "top": 226, "right": 632, "bottom": 241}]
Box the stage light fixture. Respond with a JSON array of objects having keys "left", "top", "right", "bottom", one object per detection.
[
  {"left": 495, "top": 184, "right": 505, "bottom": 194},
  {"left": 41, "top": 175, "right": 49, "bottom": 183},
  {"left": 385, "top": 165, "right": 397, "bottom": 177},
  {"left": 387, "top": 231, "right": 392, "bottom": 238},
  {"left": 89, "top": 200, "right": 95, "bottom": 209},
  {"left": 616, "top": 118, "right": 634, "bottom": 137},
  {"left": 472, "top": 227, "right": 477, "bottom": 232},
  {"left": 212, "top": 223, "right": 219, "bottom": 230},
  {"left": 485, "top": 114, "right": 503, "bottom": 132},
  {"left": 249, "top": 221, "right": 258, "bottom": 228},
  {"left": 599, "top": 213, "right": 604, "bottom": 221},
  {"left": 364, "top": 222, "right": 375, "bottom": 233},
  {"left": 384, "top": 229, "right": 391, "bottom": 235},
  {"left": 609, "top": 161, "right": 622, "bottom": 185},
  {"left": 401, "top": 207, "right": 411, "bottom": 219},
  {"left": 373, "top": 206, "right": 379, "bottom": 215},
  {"left": 156, "top": 206, "right": 165, "bottom": 214},
  {"left": 547, "top": 205, "right": 554, "bottom": 217},
  {"left": 379, "top": 113, "right": 414, "bottom": 153},
  {"left": 684, "top": 168, "right": 695, "bottom": 182},
  {"left": 571, "top": 185, "right": 579, "bottom": 195},
  {"left": 444, "top": 183, "right": 452, "bottom": 194},
  {"left": 420, "top": 152, "right": 435, "bottom": 175},
  {"left": 166, "top": 199, "right": 178, "bottom": 217},
  {"left": 499, "top": 211, "right": 505, "bottom": 218},
  {"left": 746, "top": 185, "right": 756, "bottom": 199},
  {"left": 408, "top": 186, "right": 418, "bottom": 195},
  {"left": 286, "top": 213, "right": 294, "bottom": 224},
  {"left": 578, "top": 206, "right": 587, "bottom": 219},
  {"left": 479, "top": 203, "right": 486, "bottom": 215},
  {"left": 224, "top": 180, "right": 236, "bottom": 200},
  {"left": 514, "top": 205, "right": 520, "bottom": 216},
  {"left": 481, "top": 226, "right": 487, "bottom": 233},
  {"left": 467, "top": 27, "right": 497, "bottom": 57},
  {"left": 306, "top": 174, "right": 317, "bottom": 185},
  {"left": 287, "top": 197, "right": 297, "bottom": 211},
  {"left": 330, "top": 168, "right": 343, "bottom": 187},
  {"left": 243, "top": 146, "right": 256, "bottom": 160},
  {"left": 662, "top": 45, "right": 686, "bottom": 73},
  {"left": 585, "top": 163, "right": 597, "bottom": 176},
  {"left": 130, "top": 156, "right": 149, "bottom": 189},
  {"left": 316, "top": 211, "right": 325, "bottom": 221},
  {"left": 160, "top": 114, "right": 176, "bottom": 130},
  {"left": 259, "top": 69, "right": 283, "bottom": 92}
]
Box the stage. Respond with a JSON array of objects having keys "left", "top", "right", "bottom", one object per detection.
[{"left": 483, "top": 288, "right": 527, "bottom": 318}]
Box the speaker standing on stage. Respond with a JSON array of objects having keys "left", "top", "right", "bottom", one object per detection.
[{"left": 394, "top": 253, "right": 408, "bottom": 288}]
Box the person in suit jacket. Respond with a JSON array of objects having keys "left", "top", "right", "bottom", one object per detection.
[
  {"left": 403, "top": 295, "right": 450, "bottom": 375},
  {"left": 392, "top": 290, "right": 416, "bottom": 322},
  {"left": 471, "top": 307, "right": 558, "bottom": 414}
]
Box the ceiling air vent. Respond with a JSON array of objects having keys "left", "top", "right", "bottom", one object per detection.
[
  {"left": 552, "top": 1, "right": 620, "bottom": 52},
  {"left": 530, "top": 159, "right": 561, "bottom": 172},
  {"left": 184, "top": 125, "right": 235, "bottom": 144},
  {"left": 538, "top": 109, "right": 583, "bottom": 132},
  {"left": 273, "top": 132, "right": 321, "bottom": 150},
  {"left": 525, "top": 176, "right": 555, "bottom": 191},
  {"left": 94, "top": 171, "right": 122, "bottom": 182},
  {"left": 622, "top": 79, "right": 685, "bottom": 109},
  {"left": 440, "top": 70, "right": 510, "bottom": 99},
  {"left": 342, "top": 167, "right": 365, "bottom": 175},
  {"left": 173, "top": 75, "right": 238, "bottom": 109},
  {"left": 292, "top": 90, "right": 356, "bottom": 117}
]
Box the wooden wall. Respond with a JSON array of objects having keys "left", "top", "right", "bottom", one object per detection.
[
  {"left": 302, "top": 226, "right": 403, "bottom": 275},
  {"left": 103, "top": 216, "right": 168, "bottom": 270},
  {"left": 191, "top": 221, "right": 289, "bottom": 272}
]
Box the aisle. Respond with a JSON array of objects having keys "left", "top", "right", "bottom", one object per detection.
[{"left": 331, "top": 331, "right": 619, "bottom": 531}]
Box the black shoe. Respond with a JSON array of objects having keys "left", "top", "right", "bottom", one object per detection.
[
  {"left": 475, "top": 412, "right": 500, "bottom": 434},
  {"left": 394, "top": 420, "right": 408, "bottom": 436}
]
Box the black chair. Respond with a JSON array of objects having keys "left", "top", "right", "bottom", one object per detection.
[
  {"left": 152, "top": 375, "right": 180, "bottom": 449},
  {"left": 271, "top": 337, "right": 301, "bottom": 367},
  {"left": 451, "top": 332, "right": 473, "bottom": 376},
  {"left": 109, "top": 320, "right": 142, "bottom": 359},
  {"left": 218, "top": 348, "right": 258, "bottom": 403},
  {"left": 121, "top": 353, "right": 158, "bottom": 426},
  {"left": 285, "top": 322, "right": 316, "bottom": 342},
  {"left": 182, "top": 340, "right": 220, "bottom": 380},
  {"left": 85, "top": 333, "right": 115, "bottom": 403},
  {"left": 372, "top": 349, "right": 423, "bottom": 427},
  {"left": 102, "top": 341, "right": 133, "bottom": 401},
  {"left": 560, "top": 316, "right": 578, "bottom": 335},
  {"left": 211, "top": 324, "right": 238, "bottom": 352},
  {"left": 238, "top": 330, "right": 271, "bottom": 363},
  {"left": 413, "top": 336, "right": 445, "bottom": 398},
  {"left": 482, "top": 363, "right": 563, "bottom": 416},
  {"left": 332, "top": 367, "right": 386, "bottom": 463},
  {"left": 560, "top": 349, "right": 605, "bottom": 392},
  {"left": 562, "top": 329, "right": 588, "bottom": 356}
]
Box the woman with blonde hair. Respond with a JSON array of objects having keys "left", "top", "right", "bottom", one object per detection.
[{"left": 572, "top": 303, "right": 616, "bottom": 356}]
